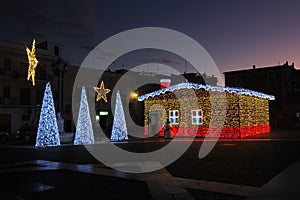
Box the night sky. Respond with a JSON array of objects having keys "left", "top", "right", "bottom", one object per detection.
[{"left": 1, "top": 0, "right": 300, "bottom": 74}]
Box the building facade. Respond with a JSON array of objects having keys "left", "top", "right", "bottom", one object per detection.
[
  {"left": 224, "top": 62, "right": 300, "bottom": 129},
  {"left": 0, "top": 40, "right": 66, "bottom": 135}
]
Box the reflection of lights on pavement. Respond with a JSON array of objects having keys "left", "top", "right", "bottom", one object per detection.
[{"left": 222, "top": 143, "right": 237, "bottom": 146}]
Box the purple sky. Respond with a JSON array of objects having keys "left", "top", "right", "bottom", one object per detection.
[{"left": 1, "top": 0, "right": 299, "bottom": 74}]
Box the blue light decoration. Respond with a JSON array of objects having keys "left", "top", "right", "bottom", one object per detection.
[
  {"left": 35, "top": 82, "right": 60, "bottom": 147},
  {"left": 74, "top": 87, "right": 95, "bottom": 145},
  {"left": 111, "top": 90, "right": 128, "bottom": 141},
  {"left": 138, "top": 82, "right": 275, "bottom": 101}
]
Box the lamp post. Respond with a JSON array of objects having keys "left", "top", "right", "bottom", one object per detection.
[{"left": 51, "top": 57, "right": 68, "bottom": 134}]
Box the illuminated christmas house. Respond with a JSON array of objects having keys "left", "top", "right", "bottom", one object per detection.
[{"left": 138, "top": 82, "right": 275, "bottom": 139}]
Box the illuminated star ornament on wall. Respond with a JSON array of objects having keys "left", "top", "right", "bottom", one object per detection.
[
  {"left": 26, "top": 39, "right": 39, "bottom": 86},
  {"left": 94, "top": 81, "right": 111, "bottom": 102}
]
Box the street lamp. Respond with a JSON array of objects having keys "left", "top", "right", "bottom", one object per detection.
[
  {"left": 129, "top": 91, "right": 140, "bottom": 125},
  {"left": 130, "top": 91, "right": 138, "bottom": 99}
]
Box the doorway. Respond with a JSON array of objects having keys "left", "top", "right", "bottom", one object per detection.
[
  {"left": 0, "top": 113, "right": 11, "bottom": 133},
  {"left": 148, "top": 111, "right": 159, "bottom": 137}
]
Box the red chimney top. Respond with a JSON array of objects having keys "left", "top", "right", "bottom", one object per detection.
[{"left": 160, "top": 79, "right": 171, "bottom": 89}]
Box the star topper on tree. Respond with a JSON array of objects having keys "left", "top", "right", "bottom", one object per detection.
[
  {"left": 26, "top": 39, "right": 39, "bottom": 86},
  {"left": 94, "top": 81, "right": 111, "bottom": 102}
]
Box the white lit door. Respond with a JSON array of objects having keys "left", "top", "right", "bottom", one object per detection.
[{"left": 148, "top": 112, "right": 159, "bottom": 137}]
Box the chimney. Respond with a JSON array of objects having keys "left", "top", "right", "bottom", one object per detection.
[
  {"left": 253, "top": 65, "right": 256, "bottom": 69},
  {"left": 160, "top": 79, "right": 171, "bottom": 89}
]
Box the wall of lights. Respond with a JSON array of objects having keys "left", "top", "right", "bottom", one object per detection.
[{"left": 141, "top": 83, "right": 273, "bottom": 138}]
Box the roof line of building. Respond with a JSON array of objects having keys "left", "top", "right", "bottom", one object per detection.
[
  {"left": 223, "top": 62, "right": 296, "bottom": 74},
  {"left": 138, "top": 82, "right": 275, "bottom": 101}
]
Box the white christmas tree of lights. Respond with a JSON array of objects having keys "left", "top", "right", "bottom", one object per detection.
[
  {"left": 74, "top": 87, "right": 95, "bottom": 145},
  {"left": 35, "top": 82, "right": 60, "bottom": 147},
  {"left": 111, "top": 90, "right": 128, "bottom": 141}
]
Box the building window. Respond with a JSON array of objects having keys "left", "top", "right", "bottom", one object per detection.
[
  {"left": 36, "top": 66, "right": 46, "bottom": 80},
  {"left": 292, "top": 81, "right": 300, "bottom": 92},
  {"left": 19, "top": 61, "right": 27, "bottom": 77},
  {"left": 54, "top": 46, "right": 60, "bottom": 56},
  {"left": 191, "top": 110, "right": 203, "bottom": 125},
  {"left": 3, "top": 86, "right": 10, "bottom": 98},
  {"left": 4, "top": 59, "right": 11, "bottom": 71},
  {"left": 22, "top": 115, "right": 30, "bottom": 121},
  {"left": 267, "top": 74, "right": 276, "bottom": 85},
  {"left": 169, "top": 110, "right": 179, "bottom": 124},
  {"left": 65, "top": 104, "right": 71, "bottom": 114},
  {"left": 20, "top": 88, "right": 31, "bottom": 105},
  {"left": 35, "top": 89, "right": 43, "bottom": 105}
]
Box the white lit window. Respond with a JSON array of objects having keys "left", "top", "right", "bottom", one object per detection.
[
  {"left": 169, "top": 110, "right": 179, "bottom": 124},
  {"left": 191, "top": 110, "right": 203, "bottom": 125}
]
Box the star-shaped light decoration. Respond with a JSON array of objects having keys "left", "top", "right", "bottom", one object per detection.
[
  {"left": 94, "top": 81, "right": 111, "bottom": 102},
  {"left": 26, "top": 39, "right": 39, "bottom": 86}
]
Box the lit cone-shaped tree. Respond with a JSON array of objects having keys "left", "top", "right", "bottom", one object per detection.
[
  {"left": 111, "top": 90, "right": 128, "bottom": 141},
  {"left": 35, "top": 82, "right": 60, "bottom": 147},
  {"left": 74, "top": 87, "right": 94, "bottom": 145}
]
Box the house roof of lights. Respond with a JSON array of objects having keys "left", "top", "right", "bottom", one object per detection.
[{"left": 138, "top": 82, "right": 275, "bottom": 101}]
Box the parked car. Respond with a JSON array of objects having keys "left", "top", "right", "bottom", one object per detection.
[
  {"left": 0, "top": 132, "right": 9, "bottom": 142},
  {"left": 15, "top": 126, "right": 37, "bottom": 141}
]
